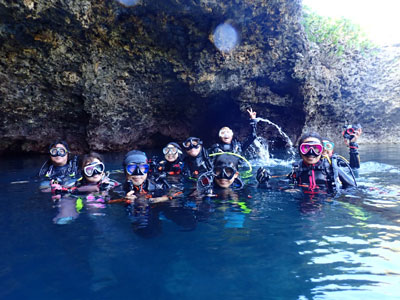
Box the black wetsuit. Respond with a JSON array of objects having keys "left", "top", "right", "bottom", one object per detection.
[
  {"left": 121, "top": 178, "right": 195, "bottom": 236},
  {"left": 155, "top": 160, "right": 184, "bottom": 176},
  {"left": 38, "top": 155, "right": 80, "bottom": 182},
  {"left": 73, "top": 176, "right": 120, "bottom": 193},
  {"left": 348, "top": 142, "right": 360, "bottom": 169},
  {"left": 121, "top": 178, "right": 168, "bottom": 198},
  {"left": 209, "top": 119, "right": 258, "bottom": 155},
  {"left": 289, "top": 155, "right": 356, "bottom": 193},
  {"left": 183, "top": 147, "right": 213, "bottom": 179}
]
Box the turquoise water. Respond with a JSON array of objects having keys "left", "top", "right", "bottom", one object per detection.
[{"left": 1, "top": 145, "right": 400, "bottom": 299}]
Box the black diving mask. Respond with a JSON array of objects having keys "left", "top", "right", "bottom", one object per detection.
[
  {"left": 126, "top": 163, "right": 149, "bottom": 176},
  {"left": 214, "top": 166, "right": 236, "bottom": 180},
  {"left": 182, "top": 137, "right": 202, "bottom": 151},
  {"left": 50, "top": 147, "right": 68, "bottom": 157}
]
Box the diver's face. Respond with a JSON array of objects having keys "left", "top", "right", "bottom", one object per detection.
[
  {"left": 50, "top": 144, "right": 68, "bottom": 166},
  {"left": 186, "top": 145, "right": 202, "bottom": 157},
  {"left": 322, "top": 140, "right": 334, "bottom": 157},
  {"left": 165, "top": 152, "right": 178, "bottom": 162},
  {"left": 214, "top": 172, "right": 238, "bottom": 188},
  {"left": 83, "top": 158, "right": 103, "bottom": 183},
  {"left": 127, "top": 173, "right": 148, "bottom": 186},
  {"left": 300, "top": 137, "right": 322, "bottom": 165},
  {"left": 322, "top": 148, "right": 333, "bottom": 157},
  {"left": 219, "top": 128, "right": 233, "bottom": 144}
]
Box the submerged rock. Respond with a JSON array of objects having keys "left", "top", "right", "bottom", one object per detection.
[{"left": 0, "top": 0, "right": 398, "bottom": 153}]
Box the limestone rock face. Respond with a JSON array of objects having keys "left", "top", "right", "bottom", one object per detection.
[
  {"left": 0, "top": 0, "right": 398, "bottom": 154},
  {"left": 298, "top": 44, "right": 400, "bottom": 145}
]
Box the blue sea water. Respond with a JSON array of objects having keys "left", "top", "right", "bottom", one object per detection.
[{"left": 1, "top": 145, "right": 400, "bottom": 300}]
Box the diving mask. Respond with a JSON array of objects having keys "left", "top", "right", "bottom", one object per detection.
[
  {"left": 219, "top": 128, "right": 233, "bottom": 139},
  {"left": 182, "top": 137, "right": 202, "bottom": 150},
  {"left": 163, "top": 146, "right": 180, "bottom": 155},
  {"left": 214, "top": 166, "right": 237, "bottom": 180},
  {"left": 323, "top": 141, "right": 334, "bottom": 151},
  {"left": 299, "top": 142, "right": 323, "bottom": 157},
  {"left": 83, "top": 162, "right": 105, "bottom": 177},
  {"left": 126, "top": 163, "right": 149, "bottom": 175},
  {"left": 50, "top": 147, "right": 68, "bottom": 157}
]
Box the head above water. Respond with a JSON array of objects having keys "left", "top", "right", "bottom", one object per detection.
[
  {"left": 322, "top": 137, "right": 335, "bottom": 158},
  {"left": 213, "top": 154, "right": 240, "bottom": 188},
  {"left": 219, "top": 127, "right": 234, "bottom": 144},
  {"left": 49, "top": 140, "right": 70, "bottom": 167},
  {"left": 163, "top": 142, "right": 183, "bottom": 163},
  {"left": 123, "top": 150, "right": 149, "bottom": 186},
  {"left": 81, "top": 152, "right": 105, "bottom": 183},
  {"left": 182, "top": 137, "right": 203, "bottom": 157},
  {"left": 298, "top": 132, "right": 323, "bottom": 166}
]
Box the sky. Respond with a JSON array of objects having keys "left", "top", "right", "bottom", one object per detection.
[{"left": 302, "top": 0, "right": 400, "bottom": 46}]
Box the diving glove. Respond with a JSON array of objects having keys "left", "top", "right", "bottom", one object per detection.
[{"left": 256, "top": 167, "right": 270, "bottom": 183}]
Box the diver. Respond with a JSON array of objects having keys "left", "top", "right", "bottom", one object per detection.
[
  {"left": 113, "top": 150, "right": 194, "bottom": 237},
  {"left": 321, "top": 137, "right": 335, "bottom": 158},
  {"left": 155, "top": 142, "right": 184, "bottom": 177},
  {"left": 196, "top": 153, "right": 244, "bottom": 195},
  {"left": 196, "top": 154, "right": 250, "bottom": 229},
  {"left": 182, "top": 137, "right": 213, "bottom": 179},
  {"left": 342, "top": 124, "right": 362, "bottom": 169},
  {"left": 257, "top": 132, "right": 357, "bottom": 193},
  {"left": 52, "top": 152, "right": 120, "bottom": 224},
  {"left": 321, "top": 126, "right": 361, "bottom": 170},
  {"left": 208, "top": 108, "right": 259, "bottom": 155},
  {"left": 110, "top": 150, "right": 170, "bottom": 202},
  {"left": 38, "top": 140, "right": 79, "bottom": 192}
]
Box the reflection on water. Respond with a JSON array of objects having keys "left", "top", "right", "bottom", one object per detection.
[
  {"left": 0, "top": 145, "right": 400, "bottom": 299},
  {"left": 298, "top": 222, "right": 400, "bottom": 299}
]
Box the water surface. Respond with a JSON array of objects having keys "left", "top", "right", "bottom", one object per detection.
[{"left": 1, "top": 145, "right": 399, "bottom": 299}]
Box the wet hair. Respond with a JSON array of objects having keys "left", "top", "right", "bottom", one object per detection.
[
  {"left": 80, "top": 152, "right": 104, "bottom": 169},
  {"left": 298, "top": 132, "right": 323, "bottom": 152},
  {"left": 49, "top": 140, "right": 70, "bottom": 152},
  {"left": 214, "top": 154, "right": 240, "bottom": 170}
]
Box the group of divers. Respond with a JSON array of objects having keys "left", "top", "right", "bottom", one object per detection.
[{"left": 38, "top": 108, "right": 363, "bottom": 230}]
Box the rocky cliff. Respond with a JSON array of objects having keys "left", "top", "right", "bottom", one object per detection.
[{"left": 0, "top": 0, "right": 399, "bottom": 154}]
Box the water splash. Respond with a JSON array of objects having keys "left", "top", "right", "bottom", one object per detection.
[
  {"left": 255, "top": 117, "right": 296, "bottom": 160},
  {"left": 358, "top": 161, "right": 400, "bottom": 175},
  {"left": 212, "top": 23, "right": 239, "bottom": 53},
  {"left": 252, "top": 137, "right": 270, "bottom": 165},
  {"left": 116, "top": 0, "right": 139, "bottom": 7}
]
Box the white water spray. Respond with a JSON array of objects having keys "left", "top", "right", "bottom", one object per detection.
[
  {"left": 255, "top": 117, "right": 296, "bottom": 160},
  {"left": 253, "top": 137, "right": 270, "bottom": 165}
]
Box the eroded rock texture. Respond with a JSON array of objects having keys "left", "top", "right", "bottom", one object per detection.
[{"left": 0, "top": 0, "right": 398, "bottom": 153}]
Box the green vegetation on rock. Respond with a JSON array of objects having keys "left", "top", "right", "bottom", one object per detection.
[{"left": 302, "top": 6, "right": 375, "bottom": 56}]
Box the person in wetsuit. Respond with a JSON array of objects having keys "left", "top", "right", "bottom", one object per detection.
[
  {"left": 117, "top": 150, "right": 195, "bottom": 236},
  {"left": 196, "top": 154, "right": 250, "bottom": 228},
  {"left": 208, "top": 108, "right": 259, "bottom": 155},
  {"left": 38, "top": 140, "right": 79, "bottom": 191},
  {"left": 342, "top": 125, "right": 362, "bottom": 169},
  {"left": 155, "top": 142, "right": 184, "bottom": 178},
  {"left": 257, "top": 132, "right": 357, "bottom": 193},
  {"left": 52, "top": 152, "right": 119, "bottom": 224},
  {"left": 117, "top": 150, "right": 169, "bottom": 202},
  {"left": 196, "top": 153, "right": 244, "bottom": 195},
  {"left": 182, "top": 137, "right": 213, "bottom": 179},
  {"left": 321, "top": 127, "right": 362, "bottom": 170}
]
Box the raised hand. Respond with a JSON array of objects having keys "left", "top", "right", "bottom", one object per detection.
[{"left": 247, "top": 107, "right": 257, "bottom": 119}]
